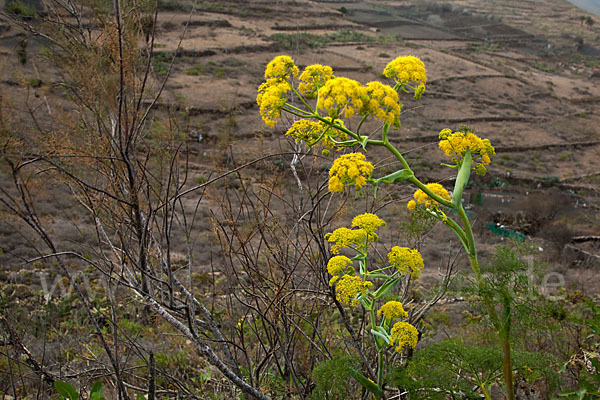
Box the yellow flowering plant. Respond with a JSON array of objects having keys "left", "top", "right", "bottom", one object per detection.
[
  {"left": 323, "top": 213, "right": 422, "bottom": 397},
  {"left": 257, "top": 55, "right": 516, "bottom": 400}
]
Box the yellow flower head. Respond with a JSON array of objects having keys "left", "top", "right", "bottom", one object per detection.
[
  {"left": 264, "top": 55, "right": 299, "bottom": 81},
  {"left": 408, "top": 183, "right": 451, "bottom": 211},
  {"left": 327, "top": 255, "right": 354, "bottom": 277},
  {"left": 390, "top": 321, "right": 419, "bottom": 353},
  {"left": 384, "top": 56, "right": 427, "bottom": 86},
  {"left": 334, "top": 275, "right": 373, "bottom": 307},
  {"left": 257, "top": 79, "right": 290, "bottom": 127},
  {"left": 352, "top": 213, "right": 386, "bottom": 233},
  {"left": 325, "top": 227, "right": 367, "bottom": 254},
  {"left": 377, "top": 301, "right": 408, "bottom": 322},
  {"left": 299, "top": 64, "right": 334, "bottom": 98},
  {"left": 286, "top": 119, "right": 321, "bottom": 143},
  {"left": 317, "top": 77, "right": 368, "bottom": 120},
  {"left": 383, "top": 56, "right": 426, "bottom": 99},
  {"left": 328, "top": 153, "right": 374, "bottom": 192},
  {"left": 388, "top": 246, "right": 424, "bottom": 279},
  {"left": 286, "top": 118, "right": 348, "bottom": 149},
  {"left": 438, "top": 128, "right": 496, "bottom": 176},
  {"left": 363, "top": 81, "right": 402, "bottom": 127}
]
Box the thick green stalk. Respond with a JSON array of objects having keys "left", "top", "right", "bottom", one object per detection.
[
  {"left": 500, "top": 336, "right": 515, "bottom": 400},
  {"left": 381, "top": 136, "right": 454, "bottom": 208},
  {"left": 481, "top": 382, "right": 492, "bottom": 400},
  {"left": 367, "top": 304, "right": 384, "bottom": 398},
  {"left": 377, "top": 350, "right": 384, "bottom": 393},
  {"left": 456, "top": 207, "right": 477, "bottom": 259},
  {"left": 459, "top": 207, "right": 514, "bottom": 400}
]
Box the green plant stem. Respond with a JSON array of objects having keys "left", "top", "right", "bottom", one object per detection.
[
  {"left": 356, "top": 114, "right": 369, "bottom": 135},
  {"left": 379, "top": 124, "right": 410, "bottom": 170},
  {"left": 309, "top": 124, "right": 336, "bottom": 147},
  {"left": 377, "top": 350, "right": 384, "bottom": 391},
  {"left": 282, "top": 104, "right": 312, "bottom": 118},
  {"left": 367, "top": 305, "right": 384, "bottom": 398},
  {"left": 469, "top": 256, "right": 514, "bottom": 400},
  {"left": 481, "top": 382, "right": 492, "bottom": 400},
  {"left": 377, "top": 129, "right": 454, "bottom": 208},
  {"left": 407, "top": 176, "right": 454, "bottom": 208},
  {"left": 369, "top": 265, "right": 395, "bottom": 274},
  {"left": 456, "top": 207, "right": 476, "bottom": 259},
  {"left": 439, "top": 212, "right": 468, "bottom": 248},
  {"left": 286, "top": 78, "right": 314, "bottom": 112},
  {"left": 312, "top": 114, "right": 361, "bottom": 141},
  {"left": 500, "top": 337, "right": 515, "bottom": 400}
]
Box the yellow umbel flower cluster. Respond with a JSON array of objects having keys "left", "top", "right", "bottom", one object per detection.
[
  {"left": 327, "top": 255, "right": 355, "bottom": 286},
  {"left": 257, "top": 56, "right": 300, "bottom": 127},
  {"left": 285, "top": 118, "right": 348, "bottom": 149},
  {"left": 317, "top": 77, "right": 368, "bottom": 119},
  {"left": 264, "top": 55, "right": 299, "bottom": 80},
  {"left": 352, "top": 213, "right": 386, "bottom": 233},
  {"left": 316, "top": 78, "right": 404, "bottom": 126},
  {"left": 364, "top": 81, "right": 402, "bottom": 127},
  {"left": 334, "top": 275, "right": 373, "bottom": 307},
  {"left": 407, "top": 183, "right": 451, "bottom": 211},
  {"left": 325, "top": 227, "right": 367, "bottom": 254},
  {"left": 285, "top": 119, "right": 321, "bottom": 143},
  {"left": 388, "top": 246, "right": 425, "bottom": 279},
  {"left": 383, "top": 56, "right": 427, "bottom": 86},
  {"left": 377, "top": 301, "right": 408, "bottom": 322},
  {"left": 327, "top": 255, "right": 353, "bottom": 275},
  {"left": 328, "top": 153, "right": 374, "bottom": 192},
  {"left": 257, "top": 80, "right": 290, "bottom": 127},
  {"left": 438, "top": 128, "right": 496, "bottom": 176},
  {"left": 390, "top": 321, "right": 419, "bottom": 353},
  {"left": 299, "top": 64, "right": 334, "bottom": 98}
]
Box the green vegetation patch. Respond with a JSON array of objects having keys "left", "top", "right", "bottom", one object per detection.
[
  {"left": 269, "top": 32, "right": 331, "bottom": 50},
  {"left": 531, "top": 61, "right": 556, "bottom": 73},
  {"left": 157, "top": 0, "right": 193, "bottom": 12},
  {"left": 6, "top": 0, "right": 36, "bottom": 17},
  {"left": 269, "top": 30, "right": 398, "bottom": 50},
  {"left": 185, "top": 58, "right": 246, "bottom": 77}
]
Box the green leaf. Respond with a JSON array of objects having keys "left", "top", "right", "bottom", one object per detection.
[
  {"left": 372, "top": 277, "right": 401, "bottom": 299},
  {"left": 360, "top": 296, "right": 373, "bottom": 311},
  {"left": 136, "top": 395, "right": 147, "bottom": 400},
  {"left": 452, "top": 148, "right": 472, "bottom": 207},
  {"left": 367, "top": 273, "right": 393, "bottom": 279},
  {"left": 377, "top": 169, "right": 413, "bottom": 184},
  {"left": 557, "top": 388, "right": 588, "bottom": 399},
  {"left": 54, "top": 381, "right": 79, "bottom": 400},
  {"left": 90, "top": 381, "right": 103, "bottom": 395},
  {"left": 370, "top": 327, "right": 391, "bottom": 344},
  {"left": 359, "top": 260, "right": 366, "bottom": 275},
  {"left": 348, "top": 367, "right": 382, "bottom": 398},
  {"left": 373, "top": 169, "right": 413, "bottom": 198},
  {"left": 361, "top": 135, "right": 369, "bottom": 149}
]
